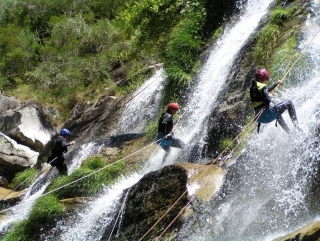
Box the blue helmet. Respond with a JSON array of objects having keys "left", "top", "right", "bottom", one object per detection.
[{"left": 60, "top": 128, "right": 71, "bottom": 136}]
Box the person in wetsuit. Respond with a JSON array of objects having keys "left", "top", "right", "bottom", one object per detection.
[
  {"left": 156, "top": 102, "right": 185, "bottom": 153},
  {"left": 48, "top": 128, "right": 75, "bottom": 175},
  {"left": 250, "top": 68, "right": 299, "bottom": 133}
]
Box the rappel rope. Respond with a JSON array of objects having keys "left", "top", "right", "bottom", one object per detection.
[
  {"left": 107, "top": 137, "right": 163, "bottom": 241},
  {"left": 138, "top": 27, "right": 320, "bottom": 241},
  {"left": 119, "top": 74, "right": 162, "bottom": 109},
  {"left": 138, "top": 109, "right": 259, "bottom": 241},
  {"left": 0, "top": 140, "right": 157, "bottom": 214},
  {"left": 0, "top": 131, "right": 83, "bottom": 203},
  {"left": 270, "top": 26, "right": 320, "bottom": 95},
  {"left": 107, "top": 112, "right": 185, "bottom": 240}
]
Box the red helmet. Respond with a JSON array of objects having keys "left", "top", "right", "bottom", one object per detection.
[
  {"left": 167, "top": 102, "right": 179, "bottom": 111},
  {"left": 255, "top": 69, "right": 270, "bottom": 81}
]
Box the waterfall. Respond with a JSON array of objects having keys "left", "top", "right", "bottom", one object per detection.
[
  {"left": 20, "top": 69, "right": 166, "bottom": 240},
  {"left": 112, "top": 67, "right": 165, "bottom": 135},
  {"left": 163, "top": 0, "right": 274, "bottom": 166},
  {"left": 0, "top": 183, "right": 48, "bottom": 234},
  {"left": 3, "top": 0, "right": 319, "bottom": 240},
  {"left": 178, "top": 1, "right": 320, "bottom": 240}
]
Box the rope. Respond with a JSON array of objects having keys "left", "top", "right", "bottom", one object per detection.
[
  {"left": 0, "top": 139, "right": 160, "bottom": 214},
  {"left": 0, "top": 157, "right": 58, "bottom": 202},
  {"left": 138, "top": 26, "right": 320, "bottom": 240}
]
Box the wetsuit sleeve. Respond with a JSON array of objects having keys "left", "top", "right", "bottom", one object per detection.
[
  {"left": 261, "top": 86, "right": 272, "bottom": 107},
  {"left": 61, "top": 138, "right": 68, "bottom": 153},
  {"left": 267, "top": 82, "right": 278, "bottom": 92}
]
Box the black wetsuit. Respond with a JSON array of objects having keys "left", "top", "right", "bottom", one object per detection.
[
  {"left": 158, "top": 112, "right": 174, "bottom": 136},
  {"left": 48, "top": 136, "right": 69, "bottom": 174},
  {"left": 157, "top": 111, "right": 184, "bottom": 150}
]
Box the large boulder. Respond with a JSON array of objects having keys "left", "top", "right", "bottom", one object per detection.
[
  {"left": 0, "top": 102, "right": 56, "bottom": 153},
  {"left": 0, "top": 133, "right": 39, "bottom": 172},
  {"left": 102, "top": 163, "right": 226, "bottom": 241}
]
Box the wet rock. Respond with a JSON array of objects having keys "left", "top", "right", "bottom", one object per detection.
[
  {"left": 0, "top": 133, "right": 39, "bottom": 172},
  {"left": 273, "top": 220, "right": 320, "bottom": 241},
  {"left": 0, "top": 187, "right": 24, "bottom": 201},
  {"left": 0, "top": 102, "right": 56, "bottom": 153},
  {"left": 64, "top": 95, "right": 122, "bottom": 145},
  {"left": 103, "top": 163, "right": 225, "bottom": 241},
  {"left": 0, "top": 93, "right": 20, "bottom": 115},
  {"left": 0, "top": 176, "right": 9, "bottom": 188}
]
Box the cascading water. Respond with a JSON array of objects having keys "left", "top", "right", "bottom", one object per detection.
[
  {"left": 112, "top": 67, "right": 165, "bottom": 135},
  {"left": 164, "top": 0, "right": 274, "bottom": 166},
  {"left": 42, "top": 0, "right": 278, "bottom": 240},
  {"left": 3, "top": 1, "right": 319, "bottom": 240},
  {"left": 178, "top": 1, "right": 320, "bottom": 241}
]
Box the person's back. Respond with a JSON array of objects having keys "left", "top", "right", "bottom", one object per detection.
[
  {"left": 51, "top": 136, "right": 68, "bottom": 158},
  {"left": 48, "top": 128, "right": 75, "bottom": 175}
]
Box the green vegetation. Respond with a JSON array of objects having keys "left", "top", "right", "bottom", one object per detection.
[
  {"left": 3, "top": 194, "right": 64, "bottom": 241},
  {"left": 3, "top": 154, "right": 125, "bottom": 240},
  {"left": 146, "top": 120, "right": 159, "bottom": 141},
  {"left": 253, "top": 3, "right": 310, "bottom": 87},
  {"left": 253, "top": 7, "right": 297, "bottom": 66},
  {"left": 0, "top": 0, "right": 237, "bottom": 123},
  {"left": 46, "top": 156, "right": 124, "bottom": 199},
  {"left": 8, "top": 168, "right": 37, "bottom": 190},
  {"left": 220, "top": 137, "right": 235, "bottom": 151}
]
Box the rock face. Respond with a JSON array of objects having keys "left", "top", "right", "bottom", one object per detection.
[
  {"left": 0, "top": 93, "right": 20, "bottom": 115},
  {"left": 103, "top": 163, "right": 226, "bottom": 241},
  {"left": 0, "top": 133, "right": 38, "bottom": 172},
  {"left": 273, "top": 221, "right": 320, "bottom": 241},
  {"left": 0, "top": 102, "right": 56, "bottom": 153},
  {"left": 64, "top": 95, "right": 122, "bottom": 145}
]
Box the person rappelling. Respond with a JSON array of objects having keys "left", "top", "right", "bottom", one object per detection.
[
  {"left": 47, "top": 128, "right": 76, "bottom": 175},
  {"left": 250, "top": 68, "right": 299, "bottom": 133},
  {"left": 156, "top": 103, "right": 185, "bottom": 160}
]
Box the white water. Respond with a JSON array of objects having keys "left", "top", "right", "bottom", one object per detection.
[
  {"left": 37, "top": 69, "right": 167, "bottom": 240},
  {"left": 113, "top": 68, "right": 165, "bottom": 135},
  {"left": 181, "top": 1, "right": 320, "bottom": 240},
  {"left": 67, "top": 141, "right": 105, "bottom": 174},
  {"left": 51, "top": 0, "right": 278, "bottom": 239},
  {"left": 3, "top": 0, "right": 320, "bottom": 240},
  {"left": 58, "top": 173, "right": 141, "bottom": 241}
]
